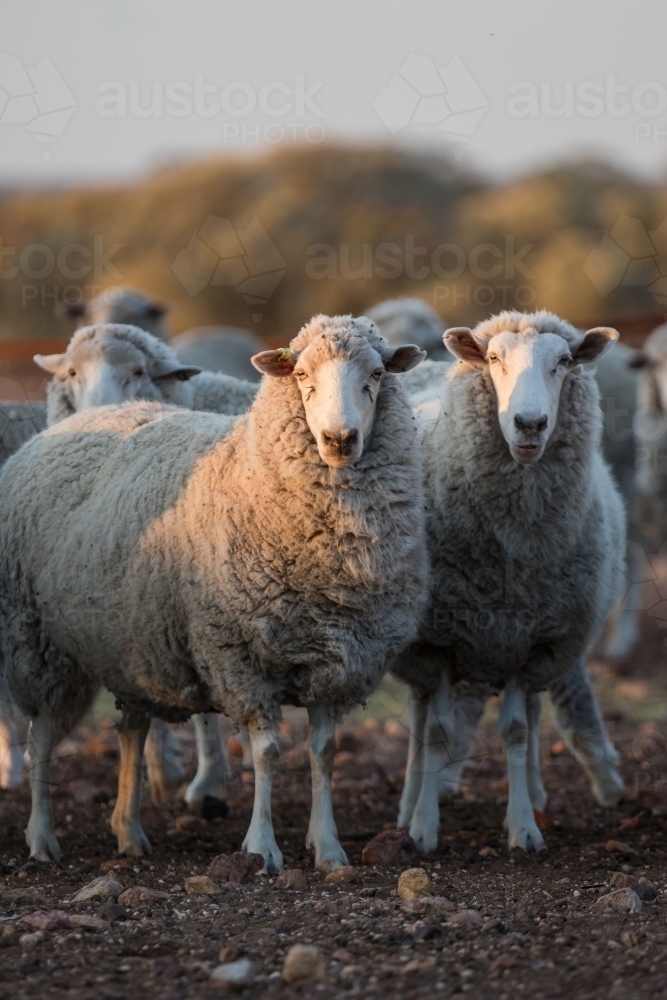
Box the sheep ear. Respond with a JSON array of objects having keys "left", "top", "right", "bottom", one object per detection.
[
  {"left": 251, "top": 349, "right": 297, "bottom": 377},
  {"left": 443, "top": 327, "right": 486, "bottom": 362},
  {"left": 33, "top": 353, "right": 68, "bottom": 376},
  {"left": 150, "top": 359, "right": 202, "bottom": 382},
  {"left": 628, "top": 350, "right": 650, "bottom": 369},
  {"left": 383, "top": 345, "right": 426, "bottom": 372},
  {"left": 54, "top": 300, "right": 86, "bottom": 321},
  {"left": 573, "top": 327, "right": 619, "bottom": 364}
]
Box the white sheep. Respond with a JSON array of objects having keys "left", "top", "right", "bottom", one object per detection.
[
  {"left": 32, "top": 322, "right": 259, "bottom": 809},
  {"left": 0, "top": 314, "right": 428, "bottom": 871},
  {"left": 392, "top": 310, "right": 626, "bottom": 853},
  {"left": 57, "top": 285, "right": 265, "bottom": 382},
  {"left": 365, "top": 297, "right": 450, "bottom": 362}
]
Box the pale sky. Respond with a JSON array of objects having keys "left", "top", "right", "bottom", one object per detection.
[{"left": 1, "top": 0, "right": 666, "bottom": 185}]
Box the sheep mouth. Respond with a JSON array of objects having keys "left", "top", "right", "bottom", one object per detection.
[{"left": 511, "top": 442, "right": 544, "bottom": 465}]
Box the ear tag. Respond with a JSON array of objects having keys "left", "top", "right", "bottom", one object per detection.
[{"left": 277, "top": 348, "right": 292, "bottom": 360}]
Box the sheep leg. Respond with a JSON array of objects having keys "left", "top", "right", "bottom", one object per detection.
[
  {"left": 409, "top": 672, "right": 456, "bottom": 853},
  {"left": 184, "top": 713, "right": 228, "bottom": 811},
  {"left": 242, "top": 719, "right": 283, "bottom": 874},
  {"left": 548, "top": 658, "right": 624, "bottom": 806},
  {"left": 397, "top": 692, "right": 427, "bottom": 828},
  {"left": 144, "top": 719, "right": 185, "bottom": 805},
  {"left": 25, "top": 711, "right": 61, "bottom": 862},
  {"left": 305, "top": 704, "right": 348, "bottom": 872},
  {"left": 500, "top": 678, "right": 546, "bottom": 853},
  {"left": 0, "top": 704, "right": 26, "bottom": 790},
  {"left": 111, "top": 711, "right": 152, "bottom": 857},
  {"left": 598, "top": 540, "right": 642, "bottom": 661},
  {"left": 439, "top": 692, "right": 485, "bottom": 801},
  {"left": 526, "top": 692, "right": 548, "bottom": 811}
]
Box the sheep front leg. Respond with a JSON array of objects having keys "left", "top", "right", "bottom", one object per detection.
[
  {"left": 111, "top": 711, "right": 152, "bottom": 856},
  {"left": 144, "top": 719, "right": 185, "bottom": 805},
  {"left": 409, "top": 672, "right": 456, "bottom": 853},
  {"left": 25, "top": 711, "right": 60, "bottom": 862},
  {"left": 526, "top": 692, "right": 548, "bottom": 811},
  {"left": 397, "top": 692, "right": 427, "bottom": 828},
  {"left": 184, "top": 713, "right": 228, "bottom": 811},
  {"left": 242, "top": 720, "right": 283, "bottom": 874},
  {"left": 548, "top": 659, "right": 624, "bottom": 806},
  {"left": 306, "top": 704, "right": 348, "bottom": 872},
  {"left": 500, "top": 679, "right": 545, "bottom": 853}
]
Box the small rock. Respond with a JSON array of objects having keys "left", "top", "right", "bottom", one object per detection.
[
  {"left": 201, "top": 795, "right": 229, "bottom": 821},
  {"left": 478, "top": 846, "right": 499, "bottom": 859},
  {"left": 550, "top": 739, "right": 566, "bottom": 757},
  {"left": 323, "top": 866, "right": 360, "bottom": 885},
  {"left": 175, "top": 814, "right": 203, "bottom": 833},
  {"left": 314, "top": 900, "right": 340, "bottom": 915},
  {"left": 183, "top": 875, "right": 220, "bottom": 895},
  {"left": 605, "top": 840, "right": 634, "bottom": 854},
  {"left": 332, "top": 947, "right": 354, "bottom": 964},
  {"left": 209, "top": 851, "right": 264, "bottom": 884},
  {"left": 594, "top": 888, "right": 643, "bottom": 913},
  {"left": 218, "top": 945, "right": 237, "bottom": 963},
  {"left": 282, "top": 944, "right": 326, "bottom": 984},
  {"left": 609, "top": 872, "right": 633, "bottom": 888},
  {"left": 117, "top": 886, "right": 169, "bottom": 906},
  {"left": 533, "top": 810, "right": 553, "bottom": 830},
  {"left": 362, "top": 829, "right": 415, "bottom": 865},
  {"left": 2, "top": 886, "right": 41, "bottom": 904},
  {"left": 224, "top": 881, "right": 242, "bottom": 891},
  {"left": 97, "top": 901, "right": 129, "bottom": 922},
  {"left": 448, "top": 908, "right": 483, "bottom": 928},
  {"left": 20, "top": 910, "right": 71, "bottom": 933},
  {"left": 401, "top": 957, "right": 436, "bottom": 976},
  {"left": 69, "top": 913, "right": 108, "bottom": 931},
  {"left": 227, "top": 735, "right": 245, "bottom": 759},
  {"left": 210, "top": 958, "right": 255, "bottom": 988},
  {"left": 18, "top": 930, "right": 44, "bottom": 947},
  {"left": 411, "top": 920, "right": 441, "bottom": 941},
  {"left": 99, "top": 859, "right": 134, "bottom": 872},
  {"left": 401, "top": 896, "right": 456, "bottom": 919},
  {"left": 72, "top": 877, "right": 125, "bottom": 903},
  {"left": 397, "top": 867, "right": 432, "bottom": 900},
  {"left": 275, "top": 869, "right": 308, "bottom": 891},
  {"left": 490, "top": 954, "right": 518, "bottom": 977},
  {"left": 375, "top": 887, "right": 392, "bottom": 900},
  {"left": 631, "top": 882, "right": 658, "bottom": 902}
]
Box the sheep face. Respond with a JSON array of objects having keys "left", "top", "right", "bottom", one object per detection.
[
  {"left": 252, "top": 336, "right": 424, "bottom": 468},
  {"left": 445, "top": 324, "right": 617, "bottom": 465},
  {"left": 57, "top": 286, "right": 169, "bottom": 340},
  {"left": 35, "top": 325, "right": 199, "bottom": 411}
]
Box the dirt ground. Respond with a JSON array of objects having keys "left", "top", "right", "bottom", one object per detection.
[{"left": 1, "top": 615, "right": 667, "bottom": 1000}]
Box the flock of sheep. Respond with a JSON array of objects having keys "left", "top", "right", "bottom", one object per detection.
[{"left": 0, "top": 287, "right": 665, "bottom": 875}]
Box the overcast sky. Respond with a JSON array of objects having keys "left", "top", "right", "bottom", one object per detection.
[{"left": 1, "top": 0, "right": 666, "bottom": 186}]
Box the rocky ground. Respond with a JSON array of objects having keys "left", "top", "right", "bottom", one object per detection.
[{"left": 1, "top": 627, "right": 667, "bottom": 1000}]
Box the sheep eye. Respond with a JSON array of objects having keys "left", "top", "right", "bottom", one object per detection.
[
  {"left": 295, "top": 370, "right": 308, "bottom": 380},
  {"left": 370, "top": 368, "right": 383, "bottom": 380},
  {"left": 488, "top": 354, "right": 499, "bottom": 363},
  {"left": 68, "top": 368, "right": 76, "bottom": 378},
  {"left": 559, "top": 356, "right": 570, "bottom": 366},
  {"left": 134, "top": 369, "right": 145, "bottom": 378}
]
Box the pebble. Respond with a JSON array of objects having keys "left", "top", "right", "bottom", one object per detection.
[
  {"left": 479, "top": 846, "right": 499, "bottom": 858},
  {"left": 397, "top": 867, "right": 432, "bottom": 900},
  {"left": 218, "top": 945, "right": 237, "bottom": 963},
  {"left": 594, "top": 888, "right": 643, "bottom": 913},
  {"left": 361, "top": 829, "right": 415, "bottom": 865},
  {"left": 282, "top": 943, "right": 326, "bottom": 984},
  {"left": 183, "top": 875, "right": 220, "bottom": 895},
  {"left": 605, "top": 840, "right": 634, "bottom": 854},
  {"left": 210, "top": 958, "right": 255, "bottom": 987},
  {"left": 69, "top": 913, "right": 108, "bottom": 931},
  {"left": 323, "top": 866, "right": 360, "bottom": 885},
  {"left": 448, "top": 909, "right": 483, "bottom": 928},
  {"left": 209, "top": 851, "right": 264, "bottom": 884},
  {"left": 609, "top": 872, "right": 632, "bottom": 888},
  {"left": 18, "top": 930, "right": 45, "bottom": 947},
  {"left": 631, "top": 882, "right": 658, "bottom": 902},
  {"left": 72, "top": 877, "right": 125, "bottom": 903},
  {"left": 401, "top": 896, "right": 456, "bottom": 919},
  {"left": 2, "top": 886, "right": 42, "bottom": 904},
  {"left": 275, "top": 869, "right": 308, "bottom": 890},
  {"left": 97, "top": 901, "right": 129, "bottom": 922},
  {"left": 20, "top": 910, "right": 71, "bottom": 933},
  {"left": 175, "top": 814, "right": 203, "bottom": 833},
  {"left": 117, "top": 886, "right": 170, "bottom": 906}
]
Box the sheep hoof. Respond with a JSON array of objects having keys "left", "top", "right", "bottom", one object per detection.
[
  {"left": 507, "top": 826, "right": 547, "bottom": 854},
  {"left": 310, "top": 841, "right": 349, "bottom": 873},
  {"left": 242, "top": 834, "right": 283, "bottom": 875},
  {"left": 116, "top": 828, "right": 153, "bottom": 857},
  {"left": 409, "top": 822, "right": 439, "bottom": 855},
  {"left": 29, "top": 839, "right": 61, "bottom": 864}
]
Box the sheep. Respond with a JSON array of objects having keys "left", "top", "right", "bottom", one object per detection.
[
  {"left": 0, "top": 400, "right": 47, "bottom": 467},
  {"left": 392, "top": 310, "right": 626, "bottom": 854},
  {"left": 32, "top": 322, "right": 259, "bottom": 809},
  {"left": 627, "top": 322, "right": 667, "bottom": 532},
  {"left": 57, "top": 285, "right": 265, "bottom": 382},
  {"left": 365, "top": 298, "right": 450, "bottom": 362},
  {"left": 0, "top": 314, "right": 428, "bottom": 870}
]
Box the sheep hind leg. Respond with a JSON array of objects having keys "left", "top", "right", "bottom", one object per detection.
[
  {"left": 500, "top": 679, "right": 546, "bottom": 853},
  {"left": 25, "top": 710, "right": 61, "bottom": 862},
  {"left": 409, "top": 672, "right": 456, "bottom": 854},
  {"left": 111, "top": 711, "right": 152, "bottom": 857},
  {"left": 242, "top": 720, "right": 283, "bottom": 874},
  {"left": 306, "top": 704, "right": 348, "bottom": 872},
  {"left": 144, "top": 719, "right": 185, "bottom": 805},
  {"left": 439, "top": 692, "right": 485, "bottom": 801},
  {"left": 397, "top": 692, "right": 427, "bottom": 828},
  {"left": 184, "top": 713, "right": 228, "bottom": 812},
  {"left": 548, "top": 658, "right": 624, "bottom": 806},
  {"left": 526, "top": 692, "right": 548, "bottom": 812}
]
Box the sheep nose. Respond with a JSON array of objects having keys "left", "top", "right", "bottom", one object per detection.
[
  {"left": 514, "top": 414, "right": 548, "bottom": 434},
  {"left": 321, "top": 428, "right": 359, "bottom": 456}
]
